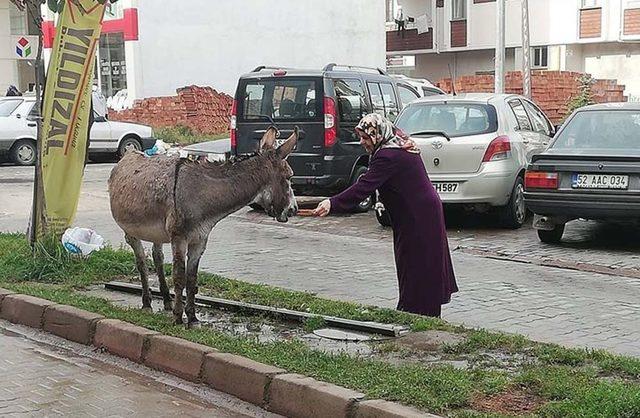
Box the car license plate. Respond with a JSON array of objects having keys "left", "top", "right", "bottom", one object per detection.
[
  {"left": 433, "top": 182, "right": 459, "bottom": 193},
  {"left": 572, "top": 174, "right": 629, "bottom": 190}
]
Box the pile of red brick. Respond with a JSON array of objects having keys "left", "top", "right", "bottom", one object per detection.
[
  {"left": 109, "top": 86, "right": 234, "bottom": 135},
  {"left": 436, "top": 71, "right": 626, "bottom": 123}
]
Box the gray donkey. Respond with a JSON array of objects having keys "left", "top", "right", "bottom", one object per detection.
[{"left": 108, "top": 127, "right": 298, "bottom": 326}]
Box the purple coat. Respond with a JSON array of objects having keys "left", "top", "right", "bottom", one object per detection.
[{"left": 330, "top": 148, "right": 458, "bottom": 317}]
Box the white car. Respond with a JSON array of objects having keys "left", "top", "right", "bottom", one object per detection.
[
  {"left": 377, "top": 93, "right": 554, "bottom": 228},
  {"left": 0, "top": 96, "right": 155, "bottom": 165}
]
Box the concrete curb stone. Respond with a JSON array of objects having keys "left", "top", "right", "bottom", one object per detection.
[
  {"left": 268, "top": 373, "right": 365, "bottom": 418},
  {"left": 355, "top": 399, "right": 439, "bottom": 418},
  {"left": 0, "top": 294, "right": 55, "bottom": 329},
  {"left": 93, "top": 319, "right": 159, "bottom": 363},
  {"left": 43, "top": 305, "right": 104, "bottom": 345},
  {"left": 144, "top": 335, "right": 216, "bottom": 382},
  {"left": 0, "top": 293, "right": 442, "bottom": 417},
  {"left": 203, "top": 352, "right": 285, "bottom": 407},
  {"left": 0, "top": 288, "right": 15, "bottom": 306}
]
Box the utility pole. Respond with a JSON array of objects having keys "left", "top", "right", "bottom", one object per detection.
[
  {"left": 495, "top": 0, "right": 506, "bottom": 93},
  {"left": 521, "top": 0, "right": 532, "bottom": 98}
]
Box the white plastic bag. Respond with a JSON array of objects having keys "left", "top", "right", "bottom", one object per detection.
[{"left": 61, "top": 227, "right": 104, "bottom": 256}]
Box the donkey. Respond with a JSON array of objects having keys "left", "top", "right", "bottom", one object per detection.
[{"left": 108, "top": 127, "right": 298, "bottom": 325}]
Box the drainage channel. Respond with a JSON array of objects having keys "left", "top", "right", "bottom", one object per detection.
[{"left": 104, "top": 281, "right": 407, "bottom": 337}]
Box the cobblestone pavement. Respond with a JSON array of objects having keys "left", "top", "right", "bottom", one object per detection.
[
  {"left": 0, "top": 321, "right": 278, "bottom": 418},
  {"left": 1, "top": 164, "right": 639, "bottom": 357}
]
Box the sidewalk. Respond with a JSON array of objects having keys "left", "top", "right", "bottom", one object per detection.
[{"left": 0, "top": 321, "right": 277, "bottom": 418}]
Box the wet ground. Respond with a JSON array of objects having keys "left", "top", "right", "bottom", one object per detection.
[
  {"left": 0, "top": 320, "right": 280, "bottom": 418},
  {"left": 86, "top": 286, "right": 536, "bottom": 373}
]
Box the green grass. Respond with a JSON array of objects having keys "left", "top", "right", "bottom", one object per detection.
[
  {"left": 3, "top": 233, "right": 640, "bottom": 417},
  {"left": 155, "top": 125, "right": 228, "bottom": 146},
  {"left": 0, "top": 281, "right": 499, "bottom": 414}
]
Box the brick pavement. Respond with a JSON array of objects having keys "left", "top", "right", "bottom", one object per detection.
[
  {"left": 1, "top": 164, "right": 639, "bottom": 357},
  {"left": 0, "top": 321, "right": 277, "bottom": 418}
]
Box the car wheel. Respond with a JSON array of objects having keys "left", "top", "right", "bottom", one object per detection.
[
  {"left": 537, "top": 224, "right": 565, "bottom": 244},
  {"left": 118, "top": 137, "right": 142, "bottom": 158},
  {"left": 376, "top": 208, "right": 392, "bottom": 227},
  {"left": 10, "top": 140, "right": 37, "bottom": 166},
  {"left": 352, "top": 165, "right": 375, "bottom": 213},
  {"left": 499, "top": 176, "right": 526, "bottom": 229}
]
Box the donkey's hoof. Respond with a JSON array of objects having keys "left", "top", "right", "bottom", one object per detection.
[
  {"left": 186, "top": 320, "right": 201, "bottom": 330},
  {"left": 173, "top": 316, "right": 184, "bottom": 325},
  {"left": 163, "top": 302, "right": 173, "bottom": 312}
]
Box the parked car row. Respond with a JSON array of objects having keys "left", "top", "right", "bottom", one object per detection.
[{"left": 0, "top": 96, "right": 155, "bottom": 165}]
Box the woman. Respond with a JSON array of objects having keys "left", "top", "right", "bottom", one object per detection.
[{"left": 313, "top": 114, "right": 458, "bottom": 317}]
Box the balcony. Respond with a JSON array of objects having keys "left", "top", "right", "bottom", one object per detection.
[{"left": 386, "top": 26, "right": 433, "bottom": 53}]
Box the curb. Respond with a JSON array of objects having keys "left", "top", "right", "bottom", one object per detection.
[{"left": 0, "top": 291, "right": 440, "bottom": 418}]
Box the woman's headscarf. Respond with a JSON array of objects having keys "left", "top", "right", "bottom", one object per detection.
[{"left": 355, "top": 113, "right": 419, "bottom": 155}]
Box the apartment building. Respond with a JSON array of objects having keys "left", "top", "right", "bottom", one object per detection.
[
  {"left": 386, "top": 0, "right": 640, "bottom": 99},
  {"left": 0, "top": 0, "right": 40, "bottom": 94}
]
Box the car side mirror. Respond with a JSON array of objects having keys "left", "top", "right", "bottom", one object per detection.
[
  {"left": 553, "top": 124, "right": 561, "bottom": 134},
  {"left": 95, "top": 115, "right": 107, "bottom": 123},
  {"left": 15, "top": 113, "right": 22, "bottom": 119}
]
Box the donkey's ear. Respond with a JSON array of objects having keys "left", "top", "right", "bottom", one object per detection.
[
  {"left": 260, "top": 127, "right": 278, "bottom": 151},
  {"left": 277, "top": 127, "right": 298, "bottom": 159}
]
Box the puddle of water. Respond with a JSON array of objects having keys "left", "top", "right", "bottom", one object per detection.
[{"left": 83, "top": 286, "right": 531, "bottom": 371}]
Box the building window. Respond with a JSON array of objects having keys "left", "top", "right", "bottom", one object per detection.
[
  {"left": 581, "top": 0, "right": 601, "bottom": 8},
  {"left": 9, "top": 6, "right": 27, "bottom": 35},
  {"left": 532, "top": 46, "right": 548, "bottom": 68},
  {"left": 98, "top": 33, "right": 127, "bottom": 98},
  {"left": 386, "top": 0, "right": 398, "bottom": 23},
  {"left": 452, "top": 0, "right": 467, "bottom": 20}
]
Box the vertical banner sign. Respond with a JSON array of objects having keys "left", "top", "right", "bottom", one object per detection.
[{"left": 39, "top": 0, "right": 106, "bottom": 236}]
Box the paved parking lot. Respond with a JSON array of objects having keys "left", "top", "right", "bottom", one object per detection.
[{"left": 1, "top": 164, "right": 639, "bottom": 357}]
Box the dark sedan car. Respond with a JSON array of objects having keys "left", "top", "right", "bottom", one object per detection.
[{"left": 524, "top": 102, "right": 640, "bottom": 243}]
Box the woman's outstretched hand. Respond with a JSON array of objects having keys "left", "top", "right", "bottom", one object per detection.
[{"left": 313, "top": 199, "right": 331, "bottom": 217}]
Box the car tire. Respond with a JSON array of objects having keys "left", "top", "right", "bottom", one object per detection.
[
  {"left": 499, "top": 176, "right": 526, "bottom": 229},
  {"left": 376, "top": 208, "right": 392, "bottom": 227},
  {"left": 352, "top": 165, "right": 375, "bottom": 213},
  {"left": 118, "top": 136, "right": 142, "bottom": 158},
  {"left": 537, "top": 224, "right": 565, "bottom": 244},
  {"left": 10, "top": 139, "right": 37, "bottom": 166}
]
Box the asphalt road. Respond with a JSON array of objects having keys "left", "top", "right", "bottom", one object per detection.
[{"left": 1, "top": 164, "right": 639, "bottom": 357}]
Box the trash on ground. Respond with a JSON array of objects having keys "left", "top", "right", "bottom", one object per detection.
[{"left": 61, "top": 227, "right": 104, "bottom": 256}]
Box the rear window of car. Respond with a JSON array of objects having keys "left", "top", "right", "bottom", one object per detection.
[
  {"left": 552, "top": 110, "right": 640, "bottom": 155},
  {"left": 333, "top": 78, "right": 369, "bottom": 123},
  {"left": 395, "top": 103, "right": 498, "bottom": 138},
  {"left": 0, "top": 99, "right": 22, "bottom": 117},
  {"left": 239, "top": 78, "right": 322, "bottom": 122}
]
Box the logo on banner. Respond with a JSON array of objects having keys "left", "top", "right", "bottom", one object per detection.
[{"left": 16, "top": 37, "right": 32, "bottom": 58}]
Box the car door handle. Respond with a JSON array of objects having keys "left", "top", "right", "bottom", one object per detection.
[
  {"left": 27, "top": 123, "right": 36, "bottom": 127},
  {"left": 522, "top": 140, "right": 530, "bottom": 144}
]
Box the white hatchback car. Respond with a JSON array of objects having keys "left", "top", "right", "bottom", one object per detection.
[
  {"left": 376, "top": 93, "right": 554, "bottom": 228},
  {"left": 0, "top": 96, "right": 155, "bottom": 165}
]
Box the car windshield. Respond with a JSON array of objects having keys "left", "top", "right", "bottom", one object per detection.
[
  {"left": 552, "top": 110, "right": 640, "bottom": 155},
  {"left": 395, "top": 103, "right": 497, "bottom": 138},
  {"left": 240, "top": 77, "right": 322, "bottom": 122},
  {"left": 0, "top": 99, "right": 22, "bottom": 117}
]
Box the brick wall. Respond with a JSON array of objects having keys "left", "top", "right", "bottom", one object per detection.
[
  {"left": 450, "top": 20, "right": 467, "bottom": 48},
  {"left": 109, "top": 86, "right": 234, "bottom": 135},
  {"left": 436, "top": 71, "right": 626, "bottom": 123},
  {"left": 580, "top": 7, "right": 602, "bottom": 38},
  {"left": 624, "top": 8, "right": 640, "bottom": 36}
]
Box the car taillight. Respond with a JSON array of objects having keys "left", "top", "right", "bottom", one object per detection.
[
  {"left": 230, "top": 99, "right": 237, "bottom": 149},
  {"left": 324, "top": 96, "right": 337, "bottom": 148},
  {"left": 525, "top": 171, "right": 559, "bottom": 189},
  {"left": 482, "top": 136, "right": 512, "bottom": 162}
]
